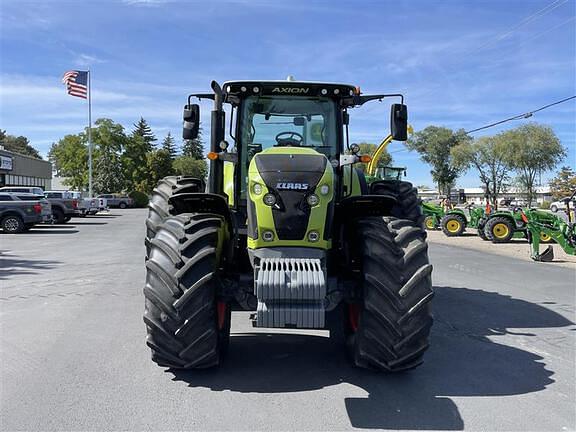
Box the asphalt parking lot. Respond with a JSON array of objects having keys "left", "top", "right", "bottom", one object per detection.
[{"left": 1, "top": 209, "right": 575, "bottom": 431}]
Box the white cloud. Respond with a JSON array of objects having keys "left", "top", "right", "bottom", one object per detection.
[
  {"left": 75, "top": 54, "right": 106, "bottom": 67},
  {"left": 122, "top": 0, "right": 171, "bottom": 6}
]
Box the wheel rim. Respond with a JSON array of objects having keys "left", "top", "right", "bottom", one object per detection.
[
  {"left": 425, "top": 217, "right": 435, "bottom": 229},
  {"left": 492, "top": 223, "right": 510, "bottom": 239},
  {"left": 446, "top": 220, "right": 461, "bottom": 233},
  {"left": 4, "top": 218, "right": 19, "bottom": 232},
  {"left": 540, "top": 232, "right": 551, "bottom": 242}
]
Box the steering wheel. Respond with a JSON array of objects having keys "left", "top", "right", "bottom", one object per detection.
[{"left": 275, "top": 131, "right": 304, "bottom": 147}]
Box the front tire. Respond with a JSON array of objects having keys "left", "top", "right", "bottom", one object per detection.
[
  {"left": 550, "top": 205, "right": 558, "bottom": 213},
  {"left": 441, "top": 214, "right": 466, "bottom": 236},
  {"left": 119, "top": 202, "right": 127, "bottom": 209},
  {"left": 350, "top": 217, "right": 434, "bottom": 371},
  {"left": 486, "top": 216, "right": 515, "bottom": 243},
  {"left": 424, "top": 215, "right": 437, "bottom": 230},
  {"left": 144, "top": 213, "right": 230, "bottom": 369}
]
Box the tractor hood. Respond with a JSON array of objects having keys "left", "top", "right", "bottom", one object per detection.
[{"left": 247, "top": 147, "right": 334, "bottom": 249}]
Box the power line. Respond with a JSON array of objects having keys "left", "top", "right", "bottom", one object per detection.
[
  {"left": 465, "top": 95, "right": 576, "bottom": 134},
  {"left": 473, "top": 0, "right": 568, "bottom": 53}
]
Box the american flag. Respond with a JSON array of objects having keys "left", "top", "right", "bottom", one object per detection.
[{"left": 62, "top": 70, "right": 88, "bottom": 99}]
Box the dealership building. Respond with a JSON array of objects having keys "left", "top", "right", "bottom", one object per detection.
[{"left": 0, "top": 147, "right": 52, "bottom": 190}]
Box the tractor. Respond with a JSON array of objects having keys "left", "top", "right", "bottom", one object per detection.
[
  {"left": 421, "top": 201, "right": 444, "bottom": 230},
  {"left": 483, "top": 207, "right": 552, "bottom": 243},
  {"left": 522, "top": 192, "right": 576, "bottom": 262},
  {"left": 144, "top": 79, "right": 433, "bottom": 372},
  {"left": 440, "top": 203, "right": 489, "bottom": 239}
]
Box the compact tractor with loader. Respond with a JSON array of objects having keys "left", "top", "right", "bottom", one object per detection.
[
  {"left": 144, "top": 79, "right": 433, "bottom": 372},
  {"left": 522, "top": 192, "right": 576, "bottom": 262}
]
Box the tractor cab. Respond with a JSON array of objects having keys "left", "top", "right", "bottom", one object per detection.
[{"left": 374, "top": 166, "right": 407, "bottom": 182}]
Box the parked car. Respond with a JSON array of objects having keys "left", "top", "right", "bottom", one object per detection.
[
  {"left": 43, "top": 190, "right": 79, "bottom": 223},
  {"left": 98, "top": 194, "right": 133, "bottom": 209},
  {"left": 550, "top": 196, "right": 576, "bottom": 213},
  {"left": 0, "top": 186, "right": 45, "bottom": 195},
  {"left": 0, "top": 192, "right": 52, "bottom": 233}
]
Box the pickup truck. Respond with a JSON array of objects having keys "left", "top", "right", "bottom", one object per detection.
[
  {"left": 68, "top": 191, "right": 108, "bottom": 216},
  {"left": 98, "top": 194, "right": 133, "bottom": 209},
  {"left": 0, "top": 192, "right": 52, "bottom": 233},
  {"left": 43, "top": 191, "right": 79, "bottom": 223},
  {"left": 0, "top": 187, "right": 78, "bottom": 224}
]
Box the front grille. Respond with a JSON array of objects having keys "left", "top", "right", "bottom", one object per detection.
[{"left": 273, "top": 190, "right": 310, "bottom": 240}]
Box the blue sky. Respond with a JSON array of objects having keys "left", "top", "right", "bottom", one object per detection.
[{"left": 0, "top": 0, "right": 574, "bottom": 188}]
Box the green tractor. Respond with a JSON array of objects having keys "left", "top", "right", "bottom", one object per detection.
[
  {"left": 143, "top": 80, "right": 433, "bottom": 372},
  {"left": 522, "top": 192, "right": 576, "bottom": 262},
  {"left": 421, "top": 202, "right": 444, "bottom": 230},
  {"left": 483, "top": 207, "right": 546, "bottom": 243},
  {"left": 440, "top": 204, "right": 488, "bottom": 239}
]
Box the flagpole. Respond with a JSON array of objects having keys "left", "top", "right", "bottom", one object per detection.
[{"left": 87, "top": 69, "right": 93, "bottom": 198}]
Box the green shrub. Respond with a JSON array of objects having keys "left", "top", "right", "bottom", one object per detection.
[
  {"left": 539, "top": 200, "right": 551, "bottom": 209},
  {"left": 129, "top": 190, "right": 149, "bottom": 208}
]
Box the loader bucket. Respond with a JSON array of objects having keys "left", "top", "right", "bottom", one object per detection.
[{"left": 532, "top": 245, "right": 554, "bottom": 262}]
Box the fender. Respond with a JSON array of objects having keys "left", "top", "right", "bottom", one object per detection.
[
  {"left": 169, "top": 192, "right": 236, "bottom": 265},
  {"left": 169, "top": 192, "right": 232, "bottom": 225},
  {"left": 335, "top": 194, "right": 397, "bottom": 222}
]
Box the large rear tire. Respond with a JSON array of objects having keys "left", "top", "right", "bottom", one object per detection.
[
  {"left": 349, "top": 216, "right": 434, "bottom": 371},
  {"left": 146, "top": 176, "right": 205, "bottom": 258},
  {"left": 143, "top": 213, "right": 230, "bottom": 369}
]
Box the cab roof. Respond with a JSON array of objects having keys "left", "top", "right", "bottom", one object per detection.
[{"left": 222, "top": 80, "right": 358, "bottom": 101}]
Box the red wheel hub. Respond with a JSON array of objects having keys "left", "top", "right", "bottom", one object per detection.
[
  {"left": 348, "top": 304, "right": 360, "bottom": 332},
  {"left": 217, "top": 302, "right": 227, "bottom": 330}
]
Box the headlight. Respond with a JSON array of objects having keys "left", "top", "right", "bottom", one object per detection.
[
  {"left": 253, "top": 183, "right": 263, "bottom": 195},
  {"left": 263, "top": 193, "right": 276, "bottom": 206},
  {"left": 307, "top": 194, "right": 320, "bottom": 206},
  {"left": 319, "top": 185, "right": 329, "bottom": 196},
  {"left": 262, "top": 231, "right": 275, "bottom": 241}
]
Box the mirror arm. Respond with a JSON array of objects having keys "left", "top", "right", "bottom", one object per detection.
[
  {"left": 352, "top": 93, "right": 404, "bottom": 106},
  {"left": 187, "top": 93, "right": 215, "bottom": 105}
]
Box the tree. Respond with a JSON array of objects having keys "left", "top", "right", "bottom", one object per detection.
[
  {"left": 452, "top": 135, "right": 513, "bottom": 207},
  {"left": 406, "top": 126, "right": 470, "bottom": 195},
  {"left": 93, "top": 150, "right": 125, "bottom": 194},
  {"left": 353, "top": 142, "right": 392, "bottom": 173},
  {"left": 549, "top": 166, "right": 576, "bottom": 200},
  {"left": 91, "top": 118, "right": 128, "bottom": 193},
  {"left": 146, "top": 149, "right": 174, "bottom": 192},
  {"left": 173, "top": 156, "right": 207, "bottom": 179},
  {"left": 132, "top": 117, "right": 156, "bottom": 150},
  {"left": 124, "top": 118, "right": 156, "bottom": 190},
  {"left": 48, "top": 134, "right": 88, "bottom": 190},
  {"left": 500, "top": 123, "right": 566, "bottom": 207},
  {"left": 0, "top": 130, "right": 42, "bottom": 159},
  {"left": 161, "top": 132, "right": 177, "bottom": 160},
  {"left": 181, "top": 127, "right": 204, "bottom": 159}
]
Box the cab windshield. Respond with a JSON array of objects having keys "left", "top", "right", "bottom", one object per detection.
[{"left": 240, "top": 95, "right": 339, "bottom": 160}]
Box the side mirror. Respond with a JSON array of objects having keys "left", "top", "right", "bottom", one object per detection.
[
  {"left": 183, "top": 104, "right": 200, "bottom": 140},
  {"left": 390, "top": 103, "right": 408, "bottom": 141}
]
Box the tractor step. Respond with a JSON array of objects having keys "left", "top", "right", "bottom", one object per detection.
[{"left": 254, "top": 258, "right": 326, "bottom": 328}]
